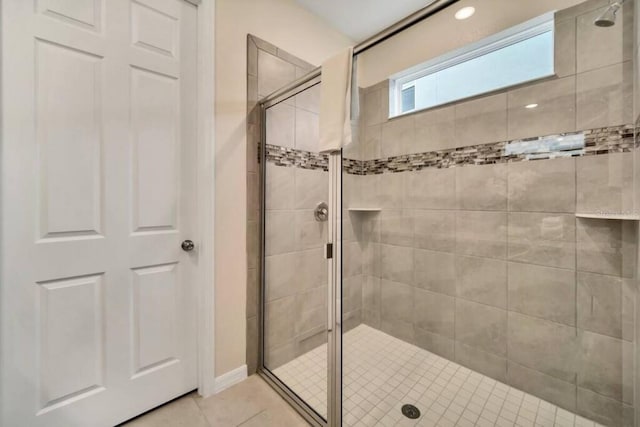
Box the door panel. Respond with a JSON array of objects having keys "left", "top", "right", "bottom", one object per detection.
[
  {"left": 36, "top": 40, "right": 104, "bottom": 239},
  {"left": 1, "top": 1, "right": 198, "bottom": 426},
  {"left": 131, "top": 263, "right": 179, "bottom": 377},
  {"left": 38, "top": 274, "right": 105, "bottom": 413},
  {"left": 130, "top": 67, "right": 179, "bottom": 232}
]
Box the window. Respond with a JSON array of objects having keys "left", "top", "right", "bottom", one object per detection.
[{"left": 390, "top": 12, "right": 555, "bottom": 117}]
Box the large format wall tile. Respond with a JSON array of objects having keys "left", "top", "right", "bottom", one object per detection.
[
  {"left": 413, "top": 288, "right": 455, "bottom": 337},
  {"left": 378, "top": 210, "right": 413, "bottom": 247},
  {"left": 456, "top": 164, "right": 507, "bottom": 211},
  {"left": 363, "top": 85, "right": 387, "bottom": 126},
  {"left": 576, "top": 3, "right": 632, "bottom": 73},
  {"left": 508, "top": 312, "right": 578, "bottom": 383},
  {"left": 577, "top": 387, "right": 633, "bottom": 427},
  {"left": 295, "top": 84, "right": 320, "bottom": 113},
  {"left": 379, "top": 172, "right": 405, "bottom": 209},
  {"left": 297, "top": 248, "right": 328, "bottom": 289},
  {"left": 381, "top": 116, "right": 415, "bottom": 158},
  {"left": 456, "top": 211, "right": 507, "bottom": 259},
  {"left": 622, "top": 279, "right": 635, "bottom": 342},
  {"left": 415, "top": 327, "right": 455, "bottom": 359},
  {"left": 265, "top": 296, "right": 296, "bottom": 348},
  {"left": 413, "top": 105, "right": 456, "bottom": 153},
  {"left": 265, "top": 163, "right": 294, "bottom": 210},
  {"left": 362, "top": 276, "right": 381, "bottom": 314},
  {"left": 456, "top": 255, "right": 507, "bottom": 308},
  {"left": 380, "top": 279, "right": 414, "bottom": 323},
  {"left": 508, "top": 212, "right": 576, "bottom": 269},
  {"left": 576, "top": 153, "right": 634, "bottom": 214},
  {"left": 294, "top": 168, "right": 328, "bottom": 209},
  {"left": 380, "top": 244, "right": 413, "bottom": 284},
  {"left": 414, "top": 249, "right": 456, "bottom": 296},
  {"left": 265, "top": 211, "right": 296, "bottom": 256},
  {"left": 362, "top": 242, "right": 381, "bottom": 278},
  {"left": 295, "top": 210, "right": 326, "bottom": 251},
  {"left": 266, "top": 102, "right": 295, "bottom": 149},
  {"left": 413, "top": 210, "right": 456, "bottom": 252},
  {"left": 576, "top": 218, "right": 634, "bottom": 277},
  {"left": 507, "top": 361, "right": 577, "bottom": 412},
  {"left": 265, "top": 340, "right": 296, "bottom": 369},
  {"left": 455, "top": 299, "right": 507, "bottom": 357},
  {"left": 508, "top": 158, "right": 576, "bottom": 213},
  {"left": 508, "top": 262, "right": 576, "bottom": 326},
  {"left": 554, "top": 15, "right": 577, "bottom": 78},
  {"left": 265, "top": 252, "right": 297, "bottom": 301},
  {"left": 455, "top": 342, "right": 508, "bottom": 383},
  {"left": 363, "top": 124, "right": 381, "bottom": 161},
  {"left": 578, "top": 331, "right": 628, "bottom": 402},
  {"left": 343, "top": 275, "right": 363, "bottom": 316},
  {"left": 455, "top": 93, "right": 508, "bottom": 146},
  {"left": 577, "top": 272, "right": 624, "bottom": 338},
  {"left": 257, "top": 50, "right": 296, "bottom": 97},
  {"left": 294, "top": 286, "right": 326, "bottom": 337},
  {"left": 380, "top": 279, "right": 415, "bottom": 342},
  {"left": 343, "top": 241, "right": 363, "bottom": 278},
  {"left": 294, "top": 108, "right": 320, "bottom": 152},
  {"left": 405, "top": 168, "right": 456, "bottom": 210},
  {"left": 577, "top": 62, "right": 633, "bottom": 130},
  {"left": 507, "top": 77, "right": 576, "bottom": 140}
]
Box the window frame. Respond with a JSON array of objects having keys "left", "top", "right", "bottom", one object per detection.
[{"left": 389, "top": 11, "right": 556, "bottom": 118}]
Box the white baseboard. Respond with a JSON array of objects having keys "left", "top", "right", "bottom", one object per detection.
[{"left": 213, "top": 365, "right": 248, "bottom": 394}]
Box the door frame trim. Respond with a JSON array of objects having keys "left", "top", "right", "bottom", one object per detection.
[{"left": 195, "top": 0, "right": 217, "bottom": 398}]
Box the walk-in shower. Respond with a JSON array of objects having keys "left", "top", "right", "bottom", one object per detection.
[{"left": 254, "top": 0, "right": 640, "bottom": 426}]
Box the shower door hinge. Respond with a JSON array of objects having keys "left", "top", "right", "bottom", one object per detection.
[{"left": 324, "top": 243, "right": 333, "bottom": 259}]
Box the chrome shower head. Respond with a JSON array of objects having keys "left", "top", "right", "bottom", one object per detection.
[{"left": 594, "top": 1, "right": 623, "bottom": 27}]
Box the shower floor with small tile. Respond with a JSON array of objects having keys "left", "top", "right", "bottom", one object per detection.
[{"left": 273, "top": 325, "right": 604, "bottom": 427}]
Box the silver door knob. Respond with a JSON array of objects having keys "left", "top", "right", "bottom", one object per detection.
[{"left": 181, "top": 240, "right": 195, "bottom": 252}]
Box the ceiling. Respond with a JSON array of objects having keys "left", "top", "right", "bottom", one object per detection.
[{"left": 295, "top": 0, "right": 438, "bottom": 42}]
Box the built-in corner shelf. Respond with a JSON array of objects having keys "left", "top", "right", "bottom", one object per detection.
[
  {"left": 347, "top": 207, "right": 381, "bottom": 212},
  {"left": 575, "top": 213, "right": 640, "bottom": 221}
]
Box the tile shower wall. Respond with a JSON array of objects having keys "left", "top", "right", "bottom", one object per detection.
[
  {"left": 344, "top": 1, "right": 638, "bottom": 426},
  {"left": 246, "top": 36, "right": 316, "bottom": 373},
  {"left": 350, "top": 158, "right": 636, "bottom": 426}
]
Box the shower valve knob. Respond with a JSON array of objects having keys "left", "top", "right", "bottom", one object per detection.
[{"left": 314, "top": 202, "right": 329, "bottom": 222}]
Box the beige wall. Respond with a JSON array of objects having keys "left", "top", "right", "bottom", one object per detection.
[
  {"left": 214, "top": 0, "right": 352, "bottom": 376},
  {"left": 357, "top": 0, "right": 587, "bottom": 87}
]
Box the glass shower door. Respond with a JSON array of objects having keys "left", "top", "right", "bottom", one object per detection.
[{"left": 260, "top": 79, "right": 333, "bottom": 425}]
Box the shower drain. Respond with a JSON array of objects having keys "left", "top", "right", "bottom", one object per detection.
[{"left": 401, "top": 404, "right": 421, "bottom": 419}]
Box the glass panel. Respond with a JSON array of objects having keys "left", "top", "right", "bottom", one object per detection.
[
  {"left": 262, "top": 82, "right": 330, "bottom": 420},
  {"left": 343, "top": 1, "right": 637, "bottom": 427},
  {"left": 406, "top": 30, "right": 554, "bottom": 112}
]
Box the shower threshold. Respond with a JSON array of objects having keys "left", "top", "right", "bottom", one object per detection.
[{"left": 273, "top": 325, "right": 605, "bottom": 427}]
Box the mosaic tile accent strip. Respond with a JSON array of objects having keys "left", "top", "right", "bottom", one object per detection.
[
  {"left": 358, "top": 125, "right": 637, "bottom": 175},
  {"left": 265, "top": 125, "right": 637, "bottom": 175},
  {"left": 266, "top": 144, "right": 329, "bottom": 171}
]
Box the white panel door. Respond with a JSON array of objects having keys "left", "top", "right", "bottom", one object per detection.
[{"left": 1, "top": 0, "right": 199, "bottom": 425}]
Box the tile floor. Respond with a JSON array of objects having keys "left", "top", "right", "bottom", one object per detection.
[
  {"left": 121, "top": 375, "right": 308, "bottom": 427},
  {"left": 273, "top": 324, "right": 607, "bottom": 427}
]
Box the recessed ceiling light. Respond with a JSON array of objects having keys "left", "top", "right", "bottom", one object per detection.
[
  {"left": 455, "top": 6, "right": 476, "bottom": 20},
  {"left": 525, "top": 103, "right": 539, "bottom": 109}
]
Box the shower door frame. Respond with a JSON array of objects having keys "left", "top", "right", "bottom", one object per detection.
[
  {"left": 257, "top": 71, "right": 339, "bottom": 427},
  {"left": 256, "top": 2, "right": 462, "bottom": 426}
]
